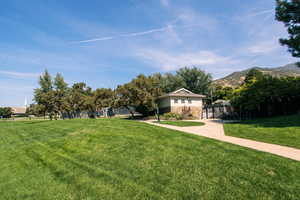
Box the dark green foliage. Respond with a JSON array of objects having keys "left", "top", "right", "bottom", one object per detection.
[
  {"left": 224, "top": 114, "right": 300, "bottom": 149},
  {"left": 244, "top": 69, "right": 264, "bottom": 84},
  {"left": 276, "top": 0, "right": 300, "bottom": 57},
  {"left": 212, "top": 86, "right": 234, "bottom": 101},
  {"left": 152, "top": 73, "right": 183, "bottom": 93},
  {"left": 33, "top": 67, "right": 212, "bottom": 118},
  {"left": 0, "top": 119, "right": 300, "bottom": 199},
  {"left": 153, "top": 67, "right": 212, "bottom": 95},
  {"left": 177, "top": 67, "right": 212, "bottom": 95},
  {"left": 231, "top": 74, "right": 300, "bottom": 118},
  {"left": 26, "top": 104, "right": 46, "bottom": 117},
  {"left": 53, "top": 73, "right": 68, "bottom": 117},
  {"left": 34, "top": 70, "right": 55, "bottom": 119},
  {"left": 115, "top": 74, "right": 162, "bottom": 116},
  {"left": 0, "top": 107, "right": 13, "bottom": 118},
  {"left": 93, "top": 88, "right": 115, "bottom": 110}
]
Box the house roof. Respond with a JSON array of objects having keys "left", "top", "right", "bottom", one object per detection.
[
  {"left": 158, "top": 88, "right": 206, "bottom": 99},
  {"left": 11, "top": 107, "right": 27, "bottom": 114}
]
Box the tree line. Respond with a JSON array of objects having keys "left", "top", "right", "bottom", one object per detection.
[
  {"left": 214, "top": 69, "right": 300, "bottom": 119},
  {"left": 231, "top": 70, "right": 300, "bottom": 118},
  {"left": 28, "top": 67, "right": 212, "bottom": 119},
  {"left": 0, "top": 107, "right": 13, "bottom": 118}
]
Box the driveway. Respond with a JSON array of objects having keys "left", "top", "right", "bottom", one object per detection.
[{"left": 144, "top": 119, "right": 300, "bottom": 162}]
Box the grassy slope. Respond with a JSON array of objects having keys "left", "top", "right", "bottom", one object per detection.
[
  {"left": 155, "top": 120, "right": 205, "bottom": 127},
  {"left": 224, "top": 115, "right": 300, "bottom": 149},
  {"left": 0, "top": 119, "right": 300, "bottom": 200}
]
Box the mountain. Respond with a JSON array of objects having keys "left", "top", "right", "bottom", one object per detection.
[{"left": 213, "top": 63, "right": 300, "bottom": 87}]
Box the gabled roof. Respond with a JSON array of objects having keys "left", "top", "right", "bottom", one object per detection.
[{"left": 158, "top": 88, "right": 206, "bottom": 99}]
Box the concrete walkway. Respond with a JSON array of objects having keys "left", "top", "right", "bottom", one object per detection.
[{"left": 144, "top": 120, "right": 300, "bottom": 162}]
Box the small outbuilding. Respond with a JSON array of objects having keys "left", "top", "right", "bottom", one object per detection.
[
  {"left": 11, "top": 107, "right": 27, "bottom": 117},
  {"left": 157, "top": 88, "right": 206, "bottom": 119}
]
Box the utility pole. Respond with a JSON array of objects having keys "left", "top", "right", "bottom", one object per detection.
[{"left": 156, "top": 106, "right": 160, "bottom": 122}]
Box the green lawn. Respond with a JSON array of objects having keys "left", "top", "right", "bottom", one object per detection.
[
  {"left": 224, "top": 114, "right": 300, "bottom": 149},
  {"left": 155, "top": 120, "right": 205, "bottom": 127},
  {"left": 0, "top": 119, "right": 300, "bottom": 200}
]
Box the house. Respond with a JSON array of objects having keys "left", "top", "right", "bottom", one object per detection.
[
  {"left": 11, "top": 107, "right": 27, "bottom": 117},
  {"left": 157, "top": 88, "right": 206, "bottom": 119}
]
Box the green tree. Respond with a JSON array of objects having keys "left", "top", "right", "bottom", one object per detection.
[
  {"left": 68, "top": 82, "right": 93, "bottom": 118},
  {"left": 244, "top": 69, "right": 264, "bottom": 84},
  {"left": 93, "top": 88, "right": 115, "bottom": 110},
  {"left": 0, "top": 107, "right": 13, "bottom": 118},
  {"left": 153, "top": 67, "right": 212, "bottom": 95},
  {"left": 115, "top": 74, "right": 162, "bottom": 117},
  {"left": 231, "top": 74, "right": 300, "bottom": 118},
  {"left": 34, "top": 70, "right": 55, "bottom": 119},
  {"left": 53, "top": 73, "right": 68, "bottom": 119},
  {"left": 26, "top": 104, "right": 46, "bottom": 117},
  {"left": 176, "top": 67, "right": 212, "bottom": 95},
  {"left": 213, "top": 85, "right": 234, "bottom": 101},
  {"left": 276, "top": 0, "right": 300, "bottom": 58},
  {"left": 152, "top": 73, "right": 184, "bottom": 93}
]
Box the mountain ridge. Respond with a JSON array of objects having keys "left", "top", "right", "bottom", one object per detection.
[{"left": 213, "top": 63, "right": 300, "bottom": 87}]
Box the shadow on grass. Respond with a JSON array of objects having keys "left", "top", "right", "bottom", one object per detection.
[
  {"left": 229, "top": 114, "right": 300, "bottom": 128},
  {"left": 24, "top": 120, "right": 51, "bottom": 125}
]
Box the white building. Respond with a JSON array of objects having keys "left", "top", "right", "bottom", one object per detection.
[{"left": 157, "top": 88, "right": 206, "bottom": 119}]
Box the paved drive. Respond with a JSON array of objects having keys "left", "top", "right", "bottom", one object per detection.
[{"left": 144, "top": 120, "right": 300, "bottom": 162}]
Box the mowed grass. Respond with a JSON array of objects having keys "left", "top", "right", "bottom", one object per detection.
[
  {"left": 224, "top": 114, "right": 300, "bottom": 149},
  {"left": 155, "top": 120, "right": 205, "bottom": 127},
  {"left": 0, "top": 119, "right": 300, "bottom": 200}
]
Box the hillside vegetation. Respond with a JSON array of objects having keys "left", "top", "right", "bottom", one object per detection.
[{"left": 214, "top": 63, "right": 300, "bottom": 87}]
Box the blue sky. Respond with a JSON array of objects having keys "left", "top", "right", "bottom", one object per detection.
[{"left": 0, "top": 0, "right": 298, "bottom": 106}]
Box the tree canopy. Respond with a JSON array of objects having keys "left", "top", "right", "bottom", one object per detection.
[
  {"left": 0, "top": 107, "right": 13, "bottom": 118},
  {"left": 115, "top": 74, "right": 162, "bottom": 117},
  {"left": 153, "top": 66, "right": 212, "bottom": 95},
  {"left": 33, "top": 67, "right": 212, "bottom": 118},
  {"left": 231, "top": 70, "right": 300, "bottom": 118},
  {"left": 276, "top": 0, "right": 300, "bottom": 58}
]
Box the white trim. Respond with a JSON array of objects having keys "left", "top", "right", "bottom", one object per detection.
[{"left": 172, "top": 88, "right": 193, "bottom": 94}]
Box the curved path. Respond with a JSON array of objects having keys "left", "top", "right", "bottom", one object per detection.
[{"left": 144, "top": 120, "right": 300, "bottom": 162}]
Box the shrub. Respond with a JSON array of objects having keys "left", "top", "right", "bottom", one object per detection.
[{"left": 162, "top": 112, "right": 183, "bottom": 120}]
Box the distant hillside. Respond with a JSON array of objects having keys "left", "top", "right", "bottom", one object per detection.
[{"left": 213, "top": 63, "right": 300, "bottom": 87}]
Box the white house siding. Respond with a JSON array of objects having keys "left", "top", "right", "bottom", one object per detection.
[
  {"left": 170, "top": 97, "right": 203, "bottom": 119},
  {"left": 170, "top": 97, "right": 203, "bottom": 108},
  {"left": 158, "top": 97, "right": 203, "bottom": 119}
]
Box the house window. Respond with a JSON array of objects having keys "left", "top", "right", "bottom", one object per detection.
[
  {"left": 174, "top": 99, "right": 178, "bottom": 104},
  {"left": 181, "top": 99, "right": 185, "bottom": 104},
  {"left": 188, "top": 99, "right": 192, "bottom": 104}
]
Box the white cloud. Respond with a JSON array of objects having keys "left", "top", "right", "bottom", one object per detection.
[
  {"left": 137, "top": 49, "right": 236, "bottom": 71},
  {"left": 0, "top": 70, "right": 40, "bottom": 79},
  {"left": 247, "top": 40, "right": 279, "bottom": 54}
]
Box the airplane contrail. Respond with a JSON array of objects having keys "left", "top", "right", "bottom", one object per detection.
[
  {"left": 72, "top": 23, "right": 200, "bottom": 44},
  {"left": 247, "top": 9, "right": 273, "bottom": 18},
  {"left": 72, "top": 25, "right": 173, "bottom": 44}
]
